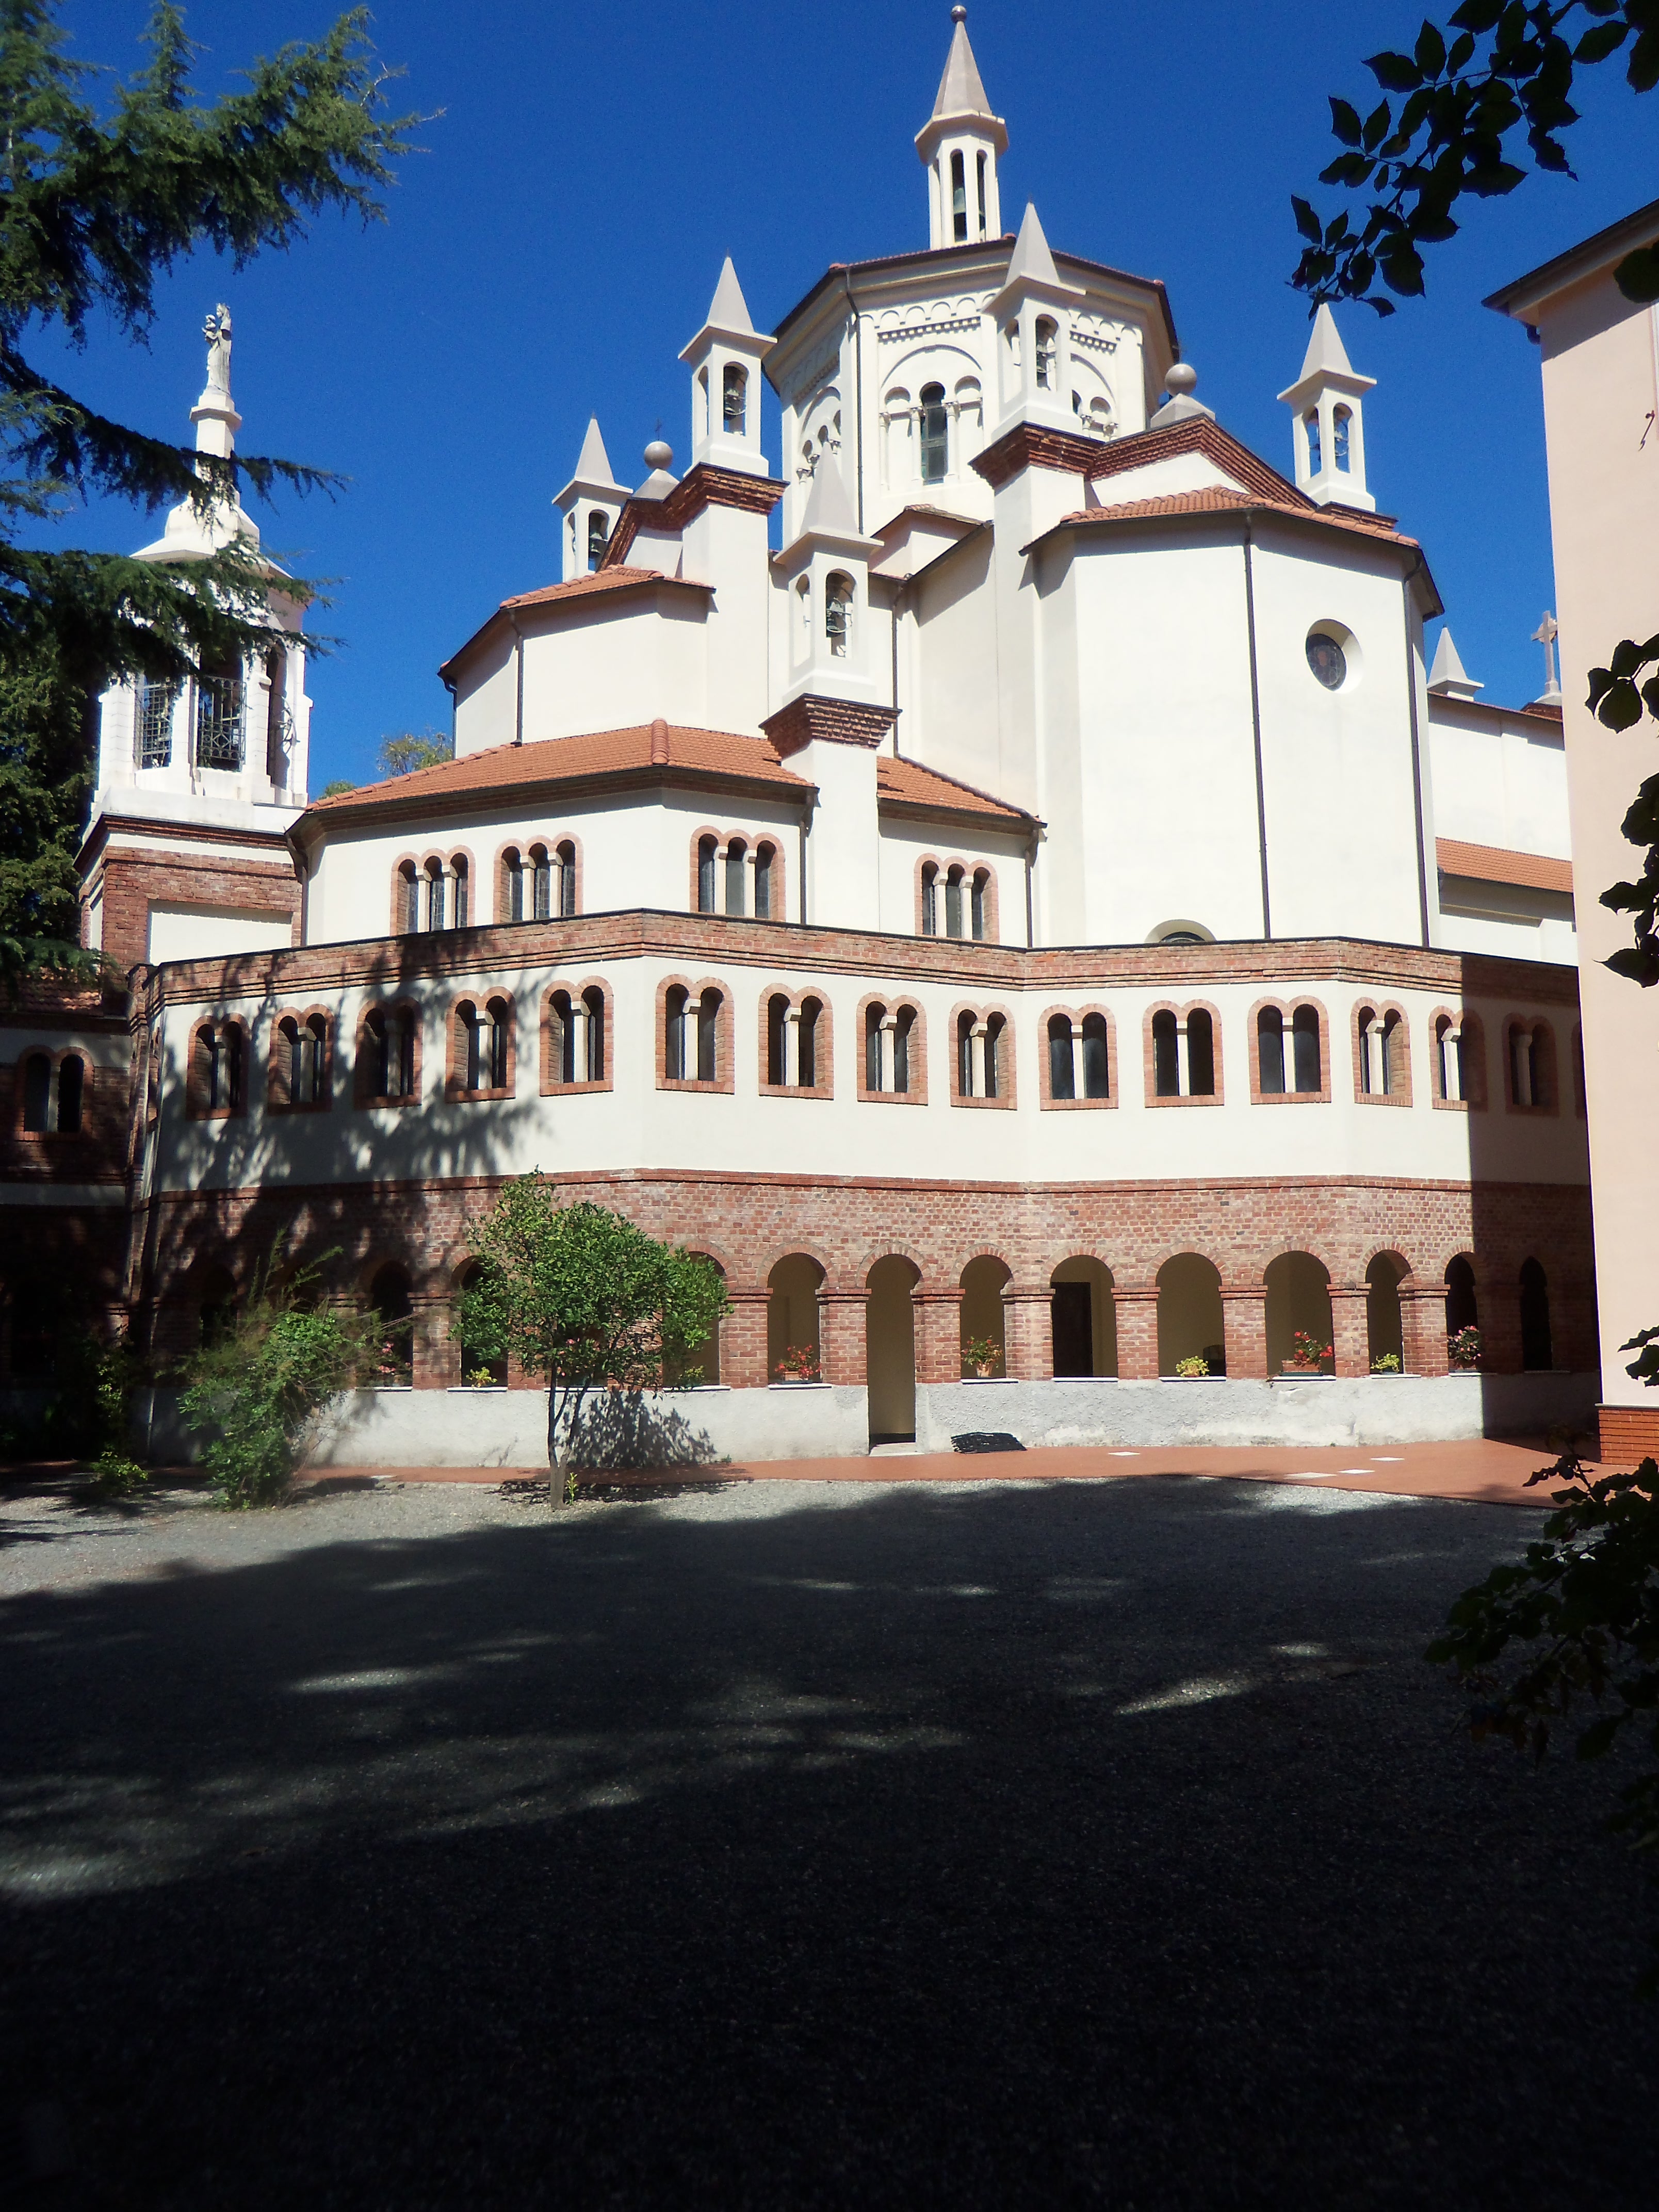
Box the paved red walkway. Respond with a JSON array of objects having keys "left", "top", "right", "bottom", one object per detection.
[{"left": 303, "top": 1437, "right": 1600, "bottom": 1509}]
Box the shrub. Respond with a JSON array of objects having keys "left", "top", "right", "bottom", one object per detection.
[
  {"left": 1371, "top": 1352, "right": 1403, "bottom": 1374},
  {"left": 1448, "top": 1325, "right": 1482, "bottom": 1370},
  {"left": 1174, "top": 1354, "right": 1210, "bottom": 1378}
]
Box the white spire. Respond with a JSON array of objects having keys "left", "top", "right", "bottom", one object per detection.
[
  {"left": 704, "top": 256, "right": 756, "bottom": 337},
  {"left": 916, "top": 8, "right": 1006, "bottom": 250},
  {"left": 554, "top": 417, "right": 632, "bottom": 580},
  {"left": 680, "top": 257, "right": 775, "bottom": 479},
  {"left": 572, "top": 416, "right": 620, "bottom": 488},
  {"left": 1428, "top": 627, "right": 1484, "bottom": 699},
  {"left": 1001, "top": 201, "right": 1062, "bottom": 291},
  {"left": 801, "top": 453, "right": 861, "bottom": 538},
  {"left": 1277, "top": 303, "right": 1377, "bottom": 513}
]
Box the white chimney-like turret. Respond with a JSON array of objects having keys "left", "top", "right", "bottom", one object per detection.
[
  {"left": 1277, "top": 304, "right": 1377, "bottom": 513},
  {"left": 916, "top": 8, "right": 1006, "bottom": 251}
]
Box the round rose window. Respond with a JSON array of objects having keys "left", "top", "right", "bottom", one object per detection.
[{"left": 1306, "top": 632, "right": 1347, "bottom": 690}]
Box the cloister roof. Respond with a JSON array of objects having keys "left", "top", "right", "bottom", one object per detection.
[{"left": 877, "top": 753, "right": 1032, "bottom": 826}]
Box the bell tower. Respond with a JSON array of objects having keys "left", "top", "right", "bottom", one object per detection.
[
  {"left": 680, "top": 258, "right": 775, "bottom": 478},
  {"left": 916, "top": 8, "right": 1006, "bottom": 250},
  {"left": 1277, "top": 304, "right": 1377, "bottom": 514}
]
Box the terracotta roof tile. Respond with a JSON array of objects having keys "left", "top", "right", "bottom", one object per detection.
[
  {"left": 877, "top": 753, "right": 1031, "bottom": 823},
  {"left": 500, "top": 567, "right": 705, "bottom": 612},
  {"left": 305, "top": 723, "right": 809, "bottom": 822},
  {"left": 1436, "top": 837, "right": 1573, "bottom": 896},
  {"left": 1056, "top": 483, "right": 1420, "bottom": 549}
]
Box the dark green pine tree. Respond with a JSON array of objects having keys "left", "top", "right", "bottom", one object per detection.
[{"left": 0, "top": 1, "right": 417, "bottom": 990}]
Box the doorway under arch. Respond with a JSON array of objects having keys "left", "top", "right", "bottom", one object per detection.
[
  {"left": 1366, "top": 1253, "right": 1407, "bottom": 1369},
  {"left": 1157, "top": 1255, "right": 1224, "bottom": 1375},
  {"left": 959, "top": 1257, "right": 1010, "bottom": 1376},
  {"left": 767, "top": 1254, "right": 824, "bottom": 1381},
  {"left": 866, "top": 1256, "right": 919, "bottom": 1441},
  {"left": 1264, "top": 1253, "right": 1333, "bottom": 1374},
  {"left": 1050, "top": 1258, "right": 1117, "bottom": 1377}
]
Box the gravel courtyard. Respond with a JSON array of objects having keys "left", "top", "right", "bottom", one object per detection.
[{"left": 4, "top": 1472, "right": 1657, "bottom": 2208}]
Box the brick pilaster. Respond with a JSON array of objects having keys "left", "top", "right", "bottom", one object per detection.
[
  {"left": 915, "top": 1288, "right": 967, "bottom": 1382},
  {"left": 1401, "top": 1284, "right": 1450, "bottom": 1375},
  {"left": 1329, "top": 1285, "right": 1371, "bottom": 1378},
  {"left": 1220, "top": 1287, "right": 1268, "bottom": 1379},
  {"left": 819, "top": 1290, "right": 868, "bottom": 1387},
  {"left": 722, "top": 1289, "right": 771, "bottom": 1390},
  {"left": 1001, "top": 1288, "right": 1053, "bottom": 1381},
  {"left": 1115, "top": 1288, "right": 1161, "bottom": 1380}
]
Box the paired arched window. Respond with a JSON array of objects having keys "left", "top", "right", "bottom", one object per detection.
[
  {"left": 546, "top": 984, "right": 608, "bottom": 1087},
  {"left": 863, "top": 1000, "right": 920, "bottom": 1098},
  {"left": 765, "top": 993, "right": 825, "bottom": 1091},
  {"left": 1151, "top": 1007, "right": 1216, "bottom": 1098},
  {"left": 694, "top": 833, "right": 777, "bottom": 919},
  {"left": 825, "top": 573, "right": 853, "bottom": 658},
  {"left": 1257, "top": 1004, "right": 1322, "bottom": 1097},
  {"left": 955, "top": 1009, "right": 1009, "bottom": 1102},
  {"left": 1356, "top": 1007, "right": 1406, "bottom": 1100},
  {"left": 1046, "top": 1013, "right": 1110, "bottom": 1103},
  {"left": 1433, "top": 1011, "right": 1485, "bottom": 1108},
  {"left": 272, "top": 1014, "right": 328, "bottom": 1111},
  {"left": 722, "top": 363, "right": 746, "bottom": 434},
  {"left": 397, "top": 855, "right": 469, "bottom": 934},
  {"left": 454, "top": 996, "right": 513, "bottom": 1097},
  {"left": 1507, "top": 1018, "right": 1556, "bottom": 1111},
  {"left": 919, "top": 860, "right": 993, "bottom": 941},
  {"left": 663, "top": 984, "right": 724, "bottom": 1086},
  {"left": 359, "top": 1005, "right": 418, "bottom": 1105},
  {"left": 919, "top": 383, "right": 948, "bottom": 483},
  {"left": 503, "top": 840, "right": 577, "bottom": 923},
  {"left": 189, "top": 1021, "right": 246, "bottom": 1117},
  {"left": 19, "top": 1051, "right": 84, "bottom": 1135}
]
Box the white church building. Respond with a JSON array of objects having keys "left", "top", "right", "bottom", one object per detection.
[{"left": 4, "top": 9, "right": 1596, "bottom": 1463}]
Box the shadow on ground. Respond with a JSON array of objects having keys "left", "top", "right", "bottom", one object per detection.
[{"left": 2, "top": 1475, "right": 1655, "bottom": 2209}]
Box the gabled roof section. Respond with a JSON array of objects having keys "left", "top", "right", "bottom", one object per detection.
[
  {"left": 1087, "top": 414, "right": 1315, "bottom": 509},
  {"left": 877, "top": 753, "right": 1032, "bottom": 826},
  {"left": 1437, "top": 837, "right": 1572, "bottom": 896},
  {"left": 300, "top": 724, "right": 811, "bottom": 835},
  {"left": 437, "top": 568, "right": 711, "bottom": 684},
  {"left": 1486, "top": 194, "right": 1659, "bottom": 320}
]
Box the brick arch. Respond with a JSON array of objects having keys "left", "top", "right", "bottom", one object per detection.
[
  {"left": 353, "top": 997, "right": 423, "bottom": 1108},
  {"left": 444, "top": 984, "right": 517, "bottom": 1102},
  {"left": 850, "top": 1237, "right": 932, "bottom": 1287},
  {"left": 1037, "top": 1000, "right": 1117, "bottom": 1109},
  {"left": 541, "top": 976, "right": 614, "bottom": 1094},
  {"left": 1502, "top": 1011, "right": 1560, "bottom": 1114},
  {"left": 853, "top": 990, "right": 927, "bottom": 1103},
  {"left": 946, "top": 998, "right": 1017, "bottom": 1108},
  {"left": 757, "top": 982, "right": 834, "bottom": 1099},
  {"left": 11, "top": 1044, "right": 95, "bottom": 1137},
  {"left": 1143, "top": 998, "right": 1225, "bottom": 1106},
  {"left": 656, "top": 973, "right": 735, "bottom": 1094},
  {"left": 266, "top": 1004, "right": 334, "bottom": 1114},
  {"left": 1351, "top": 998, "right": 1413, "bottom": 1107},
  {"left": 1246, "top": 992, "right": 1331, "bottom": 1104}
]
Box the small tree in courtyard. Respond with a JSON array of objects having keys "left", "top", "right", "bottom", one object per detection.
[{"left": 457, "top": 1181, "right": 729, "bottom": 1500}]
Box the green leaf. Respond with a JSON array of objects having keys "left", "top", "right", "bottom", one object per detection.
[
  {"left": 1415, "top": 20, "right": 1448, "bottom": 76},
  {"left": 1329, "top": 95, "right": 1364, "bottom": 145},
  {"left": 1631, "top": 25, "right": 1659, "bottom": 91},
  {"left": 1615, "top": 241, "right": 1659, "bottom": 302},
  {"left": 1610, "top": 638, "right": 1645, "bottom": 679},
  {"left": 1367, "top": 48, "right": 1425, "bottom": 90},
  {"left": 1449, "top": 0, "right": 1504, "bottom": 28},
  {"left": 1576, "top": 19, "right": 1631, "bottom": 60},
  {"left": 1604, "top": 944, "right": 1659, "bottom": 985},
  {"left": 1362, "top": 99, "right": 1393, "bottom": 149}
]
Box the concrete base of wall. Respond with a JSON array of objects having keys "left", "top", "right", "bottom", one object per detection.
[{"left": 127, "top": 1371, "right": 1598, "bottom": 1472}]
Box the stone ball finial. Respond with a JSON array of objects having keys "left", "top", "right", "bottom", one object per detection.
[
  {"left": 952, "top": 6, "right": 968, "bottom": 21},
  {"left": 643, "top": 439, "right": 673, "bottom": 471},
  {"left": 1164, "top": 362, "right": 1198, "bottom": 398}
]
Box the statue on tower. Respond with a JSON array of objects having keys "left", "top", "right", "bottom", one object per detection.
[{"left": 202, "top": 304, "right": 233, "bottom": 397}]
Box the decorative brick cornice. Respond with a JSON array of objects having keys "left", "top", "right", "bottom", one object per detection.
[
  {"left": 605, "top": 464, "right": 786, "bottom": 566},
  {"left": 760, "top": 696, "right": 899, "bottom": 757},
  {"left": 971, "top": 422, "right": 1114, "bottom": 492}
]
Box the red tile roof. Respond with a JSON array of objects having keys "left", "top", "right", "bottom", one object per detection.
[
  {"left": 303, "top": 723, "right": 810, "bottom": 825},
  {"left": 438, "top": 569, "right": 711, "bottom": 681},
  {"left": 1054, "top": 483, "right": 1420, "bottom": 550},
  {"left": 1436, "top": 837, "right": 1573, "bottom": 896},
  {"left": 877, "top": 753, "right": 1031, "bottom": 823}
]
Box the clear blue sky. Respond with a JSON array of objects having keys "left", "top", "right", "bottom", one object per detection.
[{"left": 37, "top": 2, "right": 1658, "bottom": 791}]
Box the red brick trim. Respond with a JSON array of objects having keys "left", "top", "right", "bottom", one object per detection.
[
  {"left": 266, "top": 1006, "right": 334, "bottom": 1115},
  {"left": 185, "top": 1018, "right": 249, "bottom": 1121},
  {"left": 1598, "top": 1404, "right": 1659, "bottom": 1466},
  {"left": 1037, "top": 1003, "right": 1118, "bottom": 1109},
  {"left": 947, "top": 1001, "right": 1017, "bottom": 1109},
  {"left": 853, "top": 991, "right": 928, "bottom": 1104},
  {"left": 756, "top": 985, "right": 835, "bottom": 1100},
  {"left": 604, "top": 463, "right": 786, "bottom": 566},
  {"left": 760, "top": 696, "right": 898, "bottom": 757},
  {"left": 686, "top": 825, "right": 789, "bottom": 922},
  {"left": 1502, "top": 1014, "right": 1560, "bottom": 1116},
  {"left": 914, "top": 852, "right": 1000, "bottom": 943},
  {"left": 1245, "top": 995, "right": 1331, "bottom": 1106},
  {"left": 655, "top": 974, "right": 736, "bottom": 1095},
  {"left": 1350, "top": 999, "right": 1413, "bottom": 1108},
  {"left": 971, "top": 421, "right": 1112, "bottom": 491},
  {"left": 494, "top": 833, "right": 584, "bottom": 925},
  {"left": 541, "top": 978, "right": 615, "bottom": 1095},
  {"left": 444, "top": 987, "right": 518, "bottom": 1103},
  {"left": 9, "top": 1046, "right": 94, "bottom": 1141},
  {"left": 1143, "top": 1000, "right": 1225, "bottom": 1107},
  {"left": 353, "top": 1000, "right": 424, "bottom": 1110}
]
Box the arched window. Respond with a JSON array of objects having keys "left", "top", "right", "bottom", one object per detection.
[
  {"left": 970, "top": 869, "right": 989, "bottom": 942},
  {"left": 586, "top": 509, "right": 609, "bottom": 572},
  {"left": 1510, "top": 1020, "right": 1553, "bottom": 1110},
  {"left": 501, "top": 849, "right": 523, "bottom": 923},
  {"left": 696, "top": 988, "right": 720, "bottom": 1083},
  {"left": 1081, "top": 1013, "right": 1109, "bottom": 1099},
  {"left": 457, "top": 999, "right": 507, "bottom": 1095},
  {"left": 457, "top": 1261, "right": 507, "bottom": 1387},
  {"left": 265, "top": 647, "right": 290, "bottom": 784},
  {"left": 556, "top": 840, "right": 577, "bottom": 919},
  {"left": 425, "top": 860, "right": 446, "bottom": 934},
  {"left": 825, "top": 573, "right": 853, "bottom": 657},
  {"left": 1048, "top": 1015, "right": 1075, "bottom": 1101},
  {"left": 722, "top": 363, "right": 746, "bottom": 434},
  {"left": 725, "top": 839, "right": 747, "bottom": 918},
  {"left": 919, "top": 383, "right": 948, "bottom": 483},
  {"left": 278, "top": 1015, "right": 326, "bottom": 1109},
  {"left": 1258, "top": 1006, "right": 1286, "bottom": 1095},
  {"left": 664, "top": 985, "right": 689, "bottom": 1081},
  {"left": 458, "top": 1000, "right": 481, "bottom": 1091},
  {"left": 950, "top": 148, "right": 967, "bottom": 242},
  {"left": 945, "top": 864, "right": 964, "bottom": 940},
  {"left": 531, "top": 845, "right": 551, "bottom": 921},
  {"left": 768, "top": 996, "right": 821, "bottom": 1090},
  {"left": 581, "top": 985, "right": 605, "bottom": 1081},
  {"left": 1152, "top": 1010, "right": 1180, "bottom": 1097},
  {"left": 547, "top": 988, "right": 599, "bottom": 1085},
  {"left": 1034, "top": 317, "right": 1058, "bottom": 391},
  {"left": 1332, "top": 404, "right": 1352, "bottom": 471},
  {"left": 398, "top": 861, "right": 419, "bottom": 936},
  {"left": 956, "top": 1011, "right": 1004, "bottom": 1100},
  {"left": 194, "top": 658, "right": 243, "bottom": 770},
  {"left": 697, "top": 837, "right": 717, "bottom": 915},
  {"left": 135, "top": 678, "right": 177, "bottom": 770},
  {"left": 1358, "top": 1008, "right": 1403, "bottom": 1097},
  {"left": 22, "top": 1052, "right": 50, "bottom": 1132},
  {"left": 194, "top": 1022, "right": 245, "bottom": 1115},
  {"left": 1186, "top": 1007, "right": 1215, "bottom": 1095},
  {"left": 1520, "top": 1258, "right": 1553, "bottom": 1371},
  {"left": 452, "top": 856, "right": 469, "bottom": 929},
  {"left": 1292, "top": 1005, "right": 1322, "bottom": 1093},
  {"left": 368, "top": 1263, "right": 414, "bottom": 1386},
  {"left": 976, "top": 150, "right": 988, "bottom": 233},
  {"left": 865, "top": 1002, "right": 916, "bottom": 1095},
  {"left": 1445, "top": 1255, "right": 1478, "bottom": 1337},
  {"left": 920, "top": 862, "right": 938, "bottom": 937},
  {"left": 1304, "top": 409, "right": 1322, "bottom": 474},
  {"left": 363, "top": 1006, "right": 416, "bottom": 1103},
  {"left": 754, "top": 842, "right": 774, "bottom": 920}
]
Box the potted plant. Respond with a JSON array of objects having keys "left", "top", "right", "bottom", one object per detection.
[
  {"left": 1282, "top": 1330, "right": 1333, "bottom": 1375},
  {"left": 773, "top": 1344, "right": 822, "bottom": 1384},
  {"left": 962, "top": 1335, "right": 1002, "bottom": 1379},
  {"left": 1370, "top": 1352, "right": 1402, "bottom": 1374},
  {"left": 1447, "top": 1325, "right": 1482, "bottom": 1371},
  {"left": 1174, "top": 1353, "right": 1210, "bottom": 1378}
]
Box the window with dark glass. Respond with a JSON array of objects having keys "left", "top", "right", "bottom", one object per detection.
[{"left": 919, "top": 384, "right": 948, "bottom": 483}]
